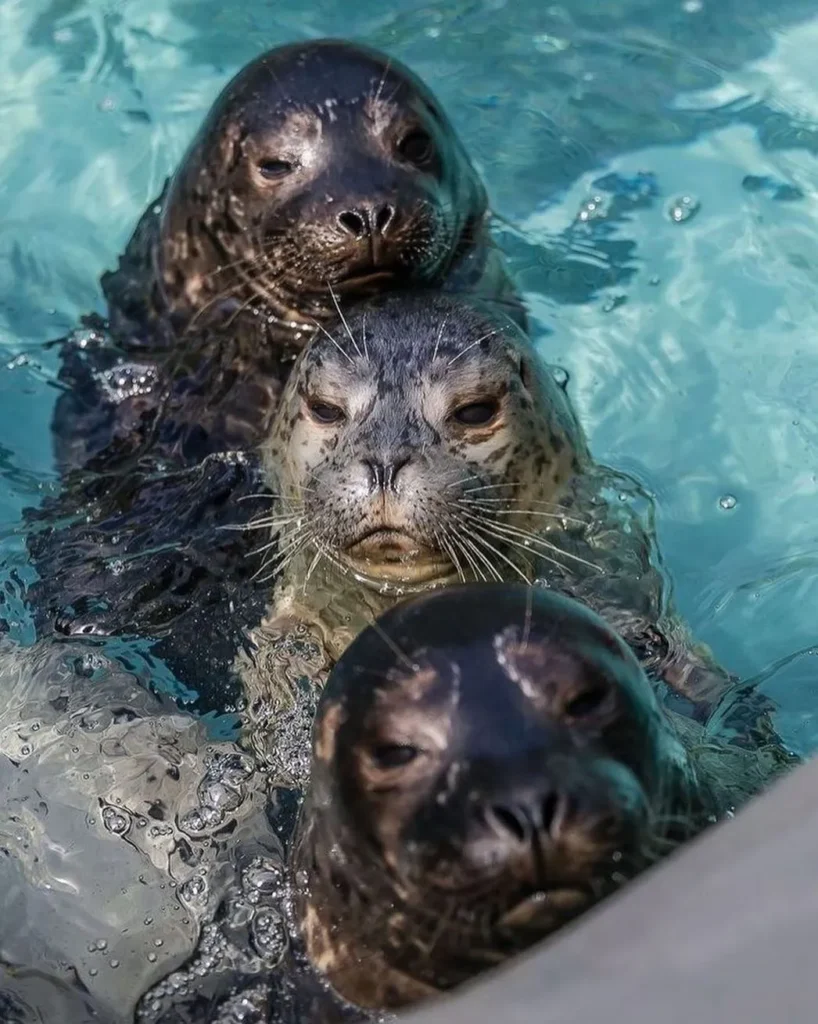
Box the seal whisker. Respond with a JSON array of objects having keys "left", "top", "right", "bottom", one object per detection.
[
  {"left": 446, "top": 329, "right": 502, "bottom": 367},
  {"left": 367, "top": 619, "right": 421, "bottom": 672},
  {"left": 304, "top": 547, "right": 324, "bottom": 587},
  {"left": 182, "top": 278, "right": 247, "bottom": 335},
  {"left": 371, "top": 58, "right": 392, "bottom": 106},
  {"left": 219, "top": 515, "right": 302, "bottom": 534},
  {"left": 458, "top": 509, "right": 601, "bottom": 574},
  {"left": 250, "top": 521, "right": 312, "bottom": 560},
  {"left": 326, "top": 282, "right": 364, "bottom": 359},
  {"left": 435, "top": 528, "right": 467, "bottom": 583},
  {"left": 309, "top": 318, "right": 354, "bottom": 364},
  {"left": 459, "top": 533, "right": 503, "bottom": 582},
  {"left": 457, "top": 518, "right": 533, "bottom": 583},
  {"left": 451, "top": 533, "right": 486, "bottom": 582},
  {"left": 361, "top": 310, "right": 369, "bottom": 361},
  {"left": 432, "top": 314, "right": 450, "bottom": 362},
  {"left": 459, "top": 500, "right": 585, "bottom": 527}
]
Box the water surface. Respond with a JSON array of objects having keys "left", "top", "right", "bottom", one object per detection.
[{"left": 1, "top": 0, "right": 818, "bottom": 748}]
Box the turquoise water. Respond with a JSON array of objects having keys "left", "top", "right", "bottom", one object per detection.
[{"left": 2, "top": 0, "right": 818, "bottom": 752}]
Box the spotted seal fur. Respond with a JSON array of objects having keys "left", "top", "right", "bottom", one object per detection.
[{"left": 238, "top": 290, "right": 743, "bottom": 741}]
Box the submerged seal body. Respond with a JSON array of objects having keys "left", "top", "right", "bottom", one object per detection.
[
  {"left": 243, "top": 291, "right": 737, "bottom": 724},
  {"left": 53, "top": 38, "right": 522, "bottom": 474},
  {"left": 292, "top": 583, "right": 791, "bottom": 1010}
]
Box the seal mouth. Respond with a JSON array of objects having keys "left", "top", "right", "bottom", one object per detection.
[
  {"left": 497, "top": 887, "right": 592, "bottom": 931},
  {"left": 341, "top": 528, "right": 452, "bottom": 586},
  {"left": 347, "top": 527, "right": 421, "bottom": 557},
  {"left": 334, "top": 269, "right": 399, "bottom": 293}
]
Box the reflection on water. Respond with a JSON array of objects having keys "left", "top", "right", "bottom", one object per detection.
[{"left": 2, "top": 0, "right": 818, "bottom": 1018}]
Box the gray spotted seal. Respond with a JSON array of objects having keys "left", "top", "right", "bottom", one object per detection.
[
  {"left": 291, "top": 582, "right": 793, "bottom": 1010},
  {"left": 239, "top": 290, "right": 741, "bottom": 735}
]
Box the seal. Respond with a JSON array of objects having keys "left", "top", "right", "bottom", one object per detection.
[
  {"left": 25, "top": 39, "right": 523, "bottom": 702},
  {"left": 240, "top": 290, "right": 739, "bottom": 727},
  {"left": 52, "top": 38, "right": 523, "bottom": 474},
  {"left": 291, "top": 583, "right": 793, "bottom": 1010}
]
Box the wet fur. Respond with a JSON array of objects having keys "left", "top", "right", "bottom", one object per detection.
[
  {"left": 238, "top": 292, "right": 758, "bottom": 728},
  {"left": 24, "top": 41, "right": 523, "bottom": 694},
  {"left": 288, "top": 585, "right": 793, "bottom": 1010}
]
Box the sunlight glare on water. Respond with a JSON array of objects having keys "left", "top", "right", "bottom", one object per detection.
[{"left": 1, "top": 0, "right": 818, "bottom": 756}]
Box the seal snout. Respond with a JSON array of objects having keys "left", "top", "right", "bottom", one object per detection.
[
  {"left": 483, "top": 787, "right": 568, "bottom": 849},
  {"left": 337, "top": 203, "right": 396, "bottom": 242}
]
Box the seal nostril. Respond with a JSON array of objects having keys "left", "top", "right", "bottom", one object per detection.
[
  {"left": 362, "top": 460, "right": 382, "bottom": 491},
  {"left": 565, "top": 685, "right": 609, "bottom": 719},
  {"left": 338, "top": 210, "right": 366, "bottom": 238},
  {"left": 489, "top": 805, "right": 528, "bottom": 844},
  {"left": 540, "top": 792, "right": 562, "bottom": 835},
  {"left": 385, "top": 456, "right": 410, "bottom": 492},
  {"left": 374, "top": 204, "right": 395, "bottom": 235}
]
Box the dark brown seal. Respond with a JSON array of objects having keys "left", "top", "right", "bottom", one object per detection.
[
  {"left": 53, "top": 38, "right": 523, "bottom": 474},
  {"left": 291, "top": 583, "right": 791, "bottom": 1010},
  {"left": 24, "top": 41, "right": 522, "bottom": 697}
]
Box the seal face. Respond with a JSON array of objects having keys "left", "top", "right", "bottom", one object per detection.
[
  {"left": 118, "top": 39, "right": 498, "bottom": 338},
  {"left": 262, "top": 292, "right": 586, "bottom": 594},
  {"left": 294, "top": 583, "right": 706, "bottom": 1009}
]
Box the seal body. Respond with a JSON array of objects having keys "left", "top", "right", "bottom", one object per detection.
[
  {"left": 243, "top": 291, "right": 742, "bottom": 722},
  {"left": 52, "top": 38, "right": 523, "bottom": 476},
  {"left": 291, "top": 583, "right": 793, "bottom": 1010}
]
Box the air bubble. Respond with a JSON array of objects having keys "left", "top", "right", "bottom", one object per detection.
[
  {"left": 179, "top": 875, "right": 208, "bottom": 905},
  {"left": 551, "top": 366, "right": 570, "bottom": 389},
  {"left": 577, "top": 194, "right": 608, "bottom": 222},
  {"left": 718, "top": 494, "right": 737, "bottom": 510},
  {"left": 102, "top": 806, "right": 130, "bottom": 835},
  {"left": 666, "top": 195, "right": 700, "bottom": 223}
]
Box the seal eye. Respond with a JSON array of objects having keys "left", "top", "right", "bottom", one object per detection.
[
  {"left": 397, "top": 129, "right": 434, "bottom": 166},
  {"left": 451, "top": 400, "right": 500, "bottom": 427},
  {"left": 565, "top": 686, "right": 609, "bottom": 719},
  {"left": 306, "top": 399, "right": 345, "bottom": 425},
  {"left": 258, "top": 159, "right": 295, "bottom": 180},
  {"left": 372, "top": 743, "right": 419, "bottom": 768}
]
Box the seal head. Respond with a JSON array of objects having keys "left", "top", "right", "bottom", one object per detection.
[
  {"left": 155, "top": 40, "right": 489, "bottom": 333},
  {"left": 294, "top": 583, "right": 708, "bottom": 1009},
  {"left": 263, "top": 292, "right": 586, "bottom": 594}
]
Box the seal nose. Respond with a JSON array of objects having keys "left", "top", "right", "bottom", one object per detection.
[
  {"left": 337, "top": 203, "right": 396, "bottom": 239},
  {"left": 363, "top": 457, "right": 410, "bottom": 494},
  {"left": 484, "top": 788, "right": 568, "bottom": 846}
]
